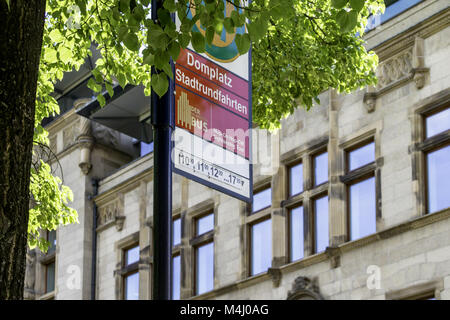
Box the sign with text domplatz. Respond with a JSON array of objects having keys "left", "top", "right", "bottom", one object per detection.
[{"left": 173, "top": 1, "right": 252, "bottom": 202}]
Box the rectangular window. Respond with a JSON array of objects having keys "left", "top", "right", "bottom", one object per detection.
[
  {"left": 348, "top": 142, "right": 375, "bottom": 171},
  {"left": 45, "top": 261, "right": 55, "bottom": 293},
  {"left": 425, "top": 108, "right": 450, "bottom": 138},
  {"left": 289, "top": 162, "right": 303, "bottom": 196},
  {"left": 342, "top": 140, "right": 378, "bottom": 241},
  {"left": 314, "top": 152, "right": 328, "bottom": 186},
  {"left": 193, "top": 213, "right": 214, "bottom": 295},
  {"left": 349, "top": 177, "right": 376, "bottom": 240},
  {"left": 421, "top": 108, "right": 450, "bottom": 214},
  {"left": 427, "top": 145, "right": 450, "bottom": 213},
  {"left": 173, "top": 218, "right": 181, "bottom": 247},
  {"left": 252, "top": 187, "right": 272, "bottom": 213},
  {"left": 196, "top": 214, "right": 214, "bottom": 235},
  {"left": 47, "top": 230, "right": 57, "bottom": 255},
  {"left": 172, "top": 217, "right": 181, "bottom": 300},
  {"left": 196, "top": 242, "right": 214, "bottom": 295},
  {"left": 314, "top": 196, "right": 329, "bottom": 254},
  {"left": 289, "top": 206, "right": 304, "bottom": 262},
  {"left": 250, "top": 219, "right": 272, "bottom": 275},
  {"left": 123, "top": 246, "right": 139, "bottom": 300},
  {"left": 172, "top": 254, "right": 181, "bottom": 300}
]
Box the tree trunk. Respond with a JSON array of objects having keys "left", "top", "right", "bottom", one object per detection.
[{"left": 0, "top": 0, "right": 46, "bottom": 300}]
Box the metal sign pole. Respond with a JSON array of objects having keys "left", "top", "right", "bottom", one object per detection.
[{"left": 151, "top": 0, "right": 173, "bottom": 300}]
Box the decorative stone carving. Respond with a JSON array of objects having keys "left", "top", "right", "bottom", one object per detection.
[
  {"left": 74, "top": 99, "right": 95, "bottom": 175},
  {"left": 268, "top": 268, "right": 282, "bottom": 288},
  {"left": 287, "top": 276, "right": 324, "bottom": 300},
  {"left": 363, "top": 37, "right": 429, "bottom": 113},
  {"left": 92, "top": 122, "right": 120, "bottom": 148},
  {"left": 97, "top": 193, "right": 125, "bottom": 231},
  {"left": 375, "top": 47, "right": 413, "bottom": 90}
]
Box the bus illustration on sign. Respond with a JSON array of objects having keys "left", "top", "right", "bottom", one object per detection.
[{"left": 187, "top": 1, "right": 246, "bottom": 63}]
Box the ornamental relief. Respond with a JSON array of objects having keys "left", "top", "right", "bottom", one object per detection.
[
  {"left": 375, "top": 48, "right": 413, "bottom": 90},
  {"left": 97, "top": 193, "right": 125, "bottom": 231}
]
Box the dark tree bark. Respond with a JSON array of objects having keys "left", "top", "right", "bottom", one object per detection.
[{"left": 0, "top": 0, "right": 46, "bottom": 300}]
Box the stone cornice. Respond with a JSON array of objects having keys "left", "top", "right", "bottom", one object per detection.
[{"left": 371, "top": 7, "right": 449, "bottom": 62}]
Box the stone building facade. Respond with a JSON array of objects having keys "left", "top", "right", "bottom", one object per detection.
[{"left": 24, "top": 0, "right": 450, "bottom": 300}]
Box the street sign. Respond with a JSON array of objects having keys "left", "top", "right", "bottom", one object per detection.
[{"left": 173, "top": 2, "right": 252, "bottom": 202}]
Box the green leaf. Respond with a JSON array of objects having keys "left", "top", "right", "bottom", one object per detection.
[
  {"left": 49, "top": 29, "right": 64, "bottom": 43},
  {"left": 58, "top": 46, "right": 72, "bottom": 61},
  {"left": 191, "top": 32, "right": 206, "bottom": 53},
  {"left": 151, "top": 73, "right": 169, "bottom": 98},
  {"left": 161, "top": 63, "right": 173, "bottom": 80},
  {"left": 119, "top": 0, "right": 130, "bottom": 13},
  {"left": 163, "top": 0, "right": 176, "bottom": 12},
  {"left": 44, "top": 48, "right": 58, "bottom": 63},
  {"left": 168, "top": 41, "right": 181, "bottom": 61},
  {"left": 331, "top": 0, "right": 348, "bottom": 9},
  {"left": 235, "top": 33, "right": 250, "bottom": 55},
  {"left": 143, "top": 51, "right": 155, "bottom": 65},
  {"left": 105, "top": 83, "right": 114, "bottom": 97},
  {"left": 118, "top": 25, "right": 128, "bottom": 41},
  {"left": 247, "top": 18, "right": 267, "bottom": 42},
  {"left": 123, "top": 32, "right": 140, "bottom": 51},
  {"left": 349, "top": 0, "right": 364, "bottom": 12},
  {"left": 205, "top": 26, "right": 215, "bottom": 46},
  {"left": 223, "top": 17, "right": 235, "bottom": 34},
  {"left": 97, "top": 94, "right": 106, "bottom": 107},
  {"left": 117, "top": 73, "right": 127, "bottom": 88},
  {"left": 87, "top": 78, "right": 102, "bottom": 93}
]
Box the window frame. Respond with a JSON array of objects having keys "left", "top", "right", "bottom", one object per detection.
[
  {"left": 171, "top": 212, "right": 182, "bottom": 300},
  {"left": 114, "top": 232, "right": 140, "bottom": 300},
  {"left": 281, "top": 139, "right": 330, "bottom": 262},
  {"left": 412, "top": 95, "right": 450, "bottom": 217},
  {"left": 341, "top": 136, "right": 379, "bottom": 242},
  {"left": 188, "top": 207, "right": 215, "bottom": 296},
  {"left": 122, "top": 244, "right": 140, "bottom": 300},
  {"left": 421, "top": 105, "right": 450, "bottom": 214},
  {"left": 248, "top": 215, "right": 272, "bottom": 277}
]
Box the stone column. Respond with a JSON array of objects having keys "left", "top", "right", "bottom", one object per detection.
[
  {"left": 180, "top": 177, "right": 193, "bottom": 298},
  {"left": 328, "top": 90, "right": 346, "bottom": 247},
  {"left": 271, "top": 130, "right": 287, "bottom": 268},
  {"left": 138, "top": 181, "right": 152, "bottom": 300}
]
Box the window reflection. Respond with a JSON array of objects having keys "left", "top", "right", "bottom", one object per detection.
[
  {"left": 196, "top": 242, "right": 214, "bottom": 295},
  {"left": 290, "top": 206, "right": 304, "bottom": 262},
  {"left": 47, "top": 230, "right": 57, "bottom": 255},
  {"left": 349, "top": 143, "right": 375, "bottom": 171},
  {"left": 427, "top": 145, "right": 450, "bottom": 213},
  {"left": 140, "top": 141, "right": 154, "bottom": 157},
  {"left": 125, "top": 246, "right": 139, "bottom": 265},
  {"left": 124, "top": 272, "right": 139, "bottom": 300},
  {"left": 350, "top": 177, "right": 376, "bottom": 240},
  {"left": 45, "top": 261, "right": 55, "bottom": 293},
  {"left": 314, "top": 196, "right": 329, "bottom": 253},
  {"left": 426, "top": 109, "right": 450, "bottom": 138},
  {"left": 196, "top": 214, "right": 214, "bottom": 236},
  {"left": 252, "top": 188, "right": 272, "bottom": 213},
  {"left": 314, "top": 152, "right": 328, "bottom": 186},
  {"left": 289, "top": 163, "right": 303, "bottom": 196},
  {"left": 172, "top": 255, "right": 181, "bottom": 300},
  {"left": 251, "top": 219, "right": 272, "bottom": 275},
  {"left": 173, "top": 218, "right": 181, "bottom": 247}
]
